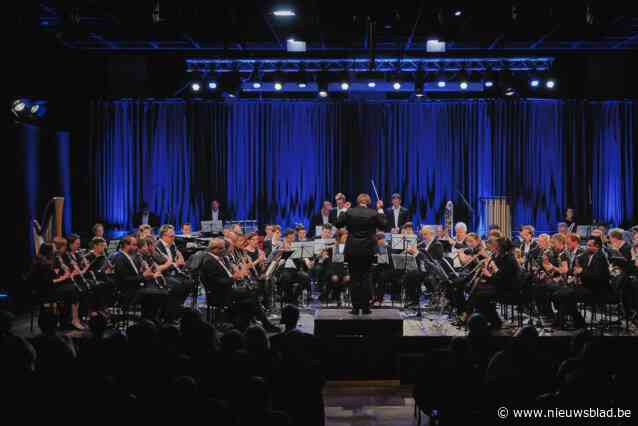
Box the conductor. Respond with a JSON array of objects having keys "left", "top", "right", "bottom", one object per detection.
[{"left": 337, "top": 193, "right": 386, "bottom": 314}]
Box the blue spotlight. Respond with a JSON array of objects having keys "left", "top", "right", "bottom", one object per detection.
[
  {"left": 530, "top": 79, "right": 540, "bottom": 88},
  {"left": 437, "top": 80, "right": 446, "bottom": 88},
  {"left": 546, "top": 79, "right": 556, "bottom": 89}
]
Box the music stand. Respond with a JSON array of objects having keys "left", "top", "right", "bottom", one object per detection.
[
  {"left": 291, "top": 242, "right": 315, "bottom": 259},
  {"left": 263, "top": 249, "right": 294, "bottom": 312},
  {"left": 107, "top": 239, "right": 120, "bottom": 255},
  {"left": 313, "top": 239, "right": 335, "bottom": 255}
]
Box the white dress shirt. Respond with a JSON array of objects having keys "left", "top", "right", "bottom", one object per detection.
[
  {"left": 393, "top": 206, "right": 401, "bottom": 229},
  {"left": 160, "top": 240, "right": 174, "bottom": 263},
  {"left": 211, "top": 209, "right": 219, "bottom": 221}
]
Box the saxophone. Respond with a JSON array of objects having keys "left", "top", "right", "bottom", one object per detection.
[{"left": 445, "top": 200, "right": 454, "bottom": 238}]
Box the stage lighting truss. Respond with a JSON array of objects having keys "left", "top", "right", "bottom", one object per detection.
[{"left": 185, "top": 57, "right": 555, "bottom": 94}]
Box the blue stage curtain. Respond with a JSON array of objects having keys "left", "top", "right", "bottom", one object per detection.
[
  {"left": 589, "top": 100, "right": 636, "bottom": 227},
  {"left": 55, "top": 131, "right": 73, "bottom": 235},
  {"left": 87, "top": 99, "right": 637, "bottom": 232}
]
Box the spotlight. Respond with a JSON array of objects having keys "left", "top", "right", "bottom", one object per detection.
[
  {"left": 295, "top": 68, "right": 309, "bottom": 88},
  {"left": 317, "top": 72, "right": 329, "bottom": 97},
  {"left": 368, "top": 81, "right": 376, "bottom": 88},
  {"left": 437, "top": 80, "right": 446, "bottom": 88},
  {"left": 483, "top": 68, "right": 496, "bottom": 89},
  {"left": 191, "top": 82, "right": 201, "bottom": 92},
  {"left": 458, "top": 68, "right": 469, "bottom": 90},
  {"left": 530, "top": 79, "right": 540, "bottom": 88},
  {"left": 340, "top": 82, "right": 350, "bottom": 91},
  {"left": 454, "top": 10, "right": 462, "bottom": 17},
  {"left": 505, "top": 87, "right": 516, "bottom": 96},
  {"left": 484, "top": 80, "right": 494, "bottom": 88},
  {"left": 12, "top": 99, "right": 27, "bottom": 116},
  {"left": 546, "top": 79, "right": 556, "bottom": 89},
  {"left": 273, "top": 9, "right": 295, "bottom": 17},
  {"left": 392, "top": 81, "right": 401, "bottom": 90},
  {"left": 435, "top": 70, "right": 447, "bottom": 88},
  {"left": 253, "top": 82, "right": 262, "bottom": 89},
  {"left": 208, "top": 81, "right": 218, "bottom": 90},
  {"left": 274, "top": 82, "right": 283, "bottom": 91}
]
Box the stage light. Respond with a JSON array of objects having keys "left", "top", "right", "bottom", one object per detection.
[
  {"left": 274, "top": 82, "right": 283, "bottom": 91},
  {"left": 505, "top": 87, "right": 516, "bottom": 96},
  {"left": 12, "top": 99, "right": 27, "bottom": 115},
  {"left": 392, "top": 81, "right": 401, "bottom": 90},
  {"left": 530, "top": 79, "right": 540, "bottom": 88},
  {"left": 546, "top": 79, "right": 556, "bottom": 89},
  {"left": 191, "top": 82, "right": 201, "bottom": 92},
  {"left": 368, "top": 81, "right": 376, "bottom": 88},
  {"left": 437, "top": 80, "right": 446, "bottom": 88},
  {"left": 298, "top": 82, "right": 307, "bottom": 88},
  {"left": 454, "top": 10, "right": 462, "bottom": 17},
  {"left": 484, "top": 80, "right": 494, "bottom": 88},
  {"left": 317, "top": 72, "right": 329, "bottom": 97},
  {"left": 340, "top": 82, "right": 350, "bottom": 91},
  {"left": 273, "top": 9, "right": 295, "bottom": 17},
  {"left": 295, "top": 68, "right": 309, "bottom": 89},
  {"left": 253, "top": 82, "right": 262, "bottom": 89},
  {"left": 458, "top": 68, "right": 470, "bottom": 90},
  {"left": 415, "top": 93, "right": 424, "bottom": 98},
  {"left": 208, "top": 81, "right": 218, "bottom": 90}
]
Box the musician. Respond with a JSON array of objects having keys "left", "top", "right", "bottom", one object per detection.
[
  {"left": 31, "top": 242, "right": 85, "bottom": 330},
  {"left": 91, "top": 223, "right": 107, "bottom": 245},
  {"left": 278, "top": 229, "right": 312, "bottom": 304},
  {"left": 564, "top": 208, "right": 577, "bottom": 232},
  {"left": 464, "top": 237, "right": 518, "bottom": 329},
  {"left": 110, "top": 235, "right": 165, "bottom": 320},
  {"left": 336, "top": 193, "right": 386, "bottom": 315},
  {"left": 82, "top": 237, "right": 115, "bottom": 312},
  {"left": 456, "top": 233, "right": 485, "bottom": 268},
  {"left": 264, "top": 225, "right": 282, "bottom": 257},
  {"left": 154, "top": 225, "right": 194, "bottom": 314},
  {"left": 264, "top": 225, "right": 274, "bottom": 241},
  {"left": 517, "top": 225, "right": 538, "bottom": 266},
  {"left": 554, "top": 237, "right": 611, "bottom": 329},
  {"left": 181, "top": 223, "right": 193, "bottom": 237},
  {"left": 137, "top": 224, "right": 153, "bottom": 241},
  {"left": 322, "top": 228, "right": 351, "bottom": 306},
  {"left": 435, "top": 226, "right": 453, "bottom": 253},
  {"left": 385, "top": 193, "right": 409, "bottom": 233},
  {"left": 558, "top": 222, "right": 569, "bottom": 238},
  {"left": 295, "top": 224, "right": 310, "bottom": 242},
  {"left": 528, "top": 233, "right": 551, "bottom": 272},
  {"left": 132, "top": 202, "right": 160, "bottom": 228},
  {"left": 137, "top": 238, "right": 172, "bottom": 320},
  {"left": 313, "top": 223, "right": 336, "bottom": 300},
  {"left": 609, "top": 228, "right": 637, "bottom": 318},
  {"left": 565, "top": 233, "right": 584, "bottom": 272},
  {"left": 310, "top": 201, "right": 333, "bottom": 237},
  {"left": 371, "top": 233, "right": 394, "bottom": 304},
  {"left": 200, "top": 239, "right": 279, "bottom": 332},
  {"left": 534, "top": 234, "right": 569, "bottom": 323},
  {"left": 329, "top": 193, "right": 349, "bottom": 226},
  {"left": 209, "top": 199, "right": 227, "bottom": 222},
  {"left": 418, "top": 226, "right": 442, "bottom": 258}
]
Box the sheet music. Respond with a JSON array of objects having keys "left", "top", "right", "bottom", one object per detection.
[
  {"left": 313, "top": 238, "right": 336, "bottom": 255},
  {"left": 377, "top": 253, "right": 389, "bottom": 264},
  {"left": 332, "top": 243, "right": 346, "bottom": 263},
  {"left": 391, "top": 234, "right": 417, "bottom": 250}
]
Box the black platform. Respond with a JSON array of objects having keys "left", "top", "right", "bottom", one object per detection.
[{"left": 314, "top": 308, "right": 403, "bottom": 339}]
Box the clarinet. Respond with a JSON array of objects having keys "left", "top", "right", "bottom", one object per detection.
[{"left": 57, "top": 255, "right": 83, "bottom": 293}]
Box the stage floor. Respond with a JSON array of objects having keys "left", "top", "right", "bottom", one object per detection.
[{"left": 10, "top": 290, "right": 638, "bottom": 339}]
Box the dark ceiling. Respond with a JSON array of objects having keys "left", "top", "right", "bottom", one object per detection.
[{"left": 28, "top": 1, "right": 638, "bottom": 54}]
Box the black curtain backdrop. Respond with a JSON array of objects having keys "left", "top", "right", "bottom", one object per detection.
[{"left": 80, "top": 99, "right": 636, "bottom": 235}]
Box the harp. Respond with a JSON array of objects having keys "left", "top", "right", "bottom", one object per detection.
[{"left": 33, "top": 197, "right": 64, "bottom": 255}]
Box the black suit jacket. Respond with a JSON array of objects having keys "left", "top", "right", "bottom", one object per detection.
[
  {"left": 132, "top": 211, "right": 160, "bottom": 228},
  {"left": 111, "top": 251, "right": 143, "bottom": 291},
  {"left": 208, "top": 208, "right": 228, "bottom": 222},
  {"left": 337, "top": 206, "right": 386, "bottom": 258},
  {"left": 309, "top": 212, "right": 331, "bottom": 237},
  {"left": 384, "top": 206, "right": 410, "bottom": 231},
  {"left": 581, "top": 251, "right": 611, "bottom": 294},
  {"left": 328, "top": 207, "right": 348, "bottom": 227},
  {"left": 199, "top": 254, "right": 234, "bottom": 305}
]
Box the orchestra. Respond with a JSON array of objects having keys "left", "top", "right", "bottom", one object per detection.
[{"left": 28, "top": 195, "right": 638, "bottom": 333}]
